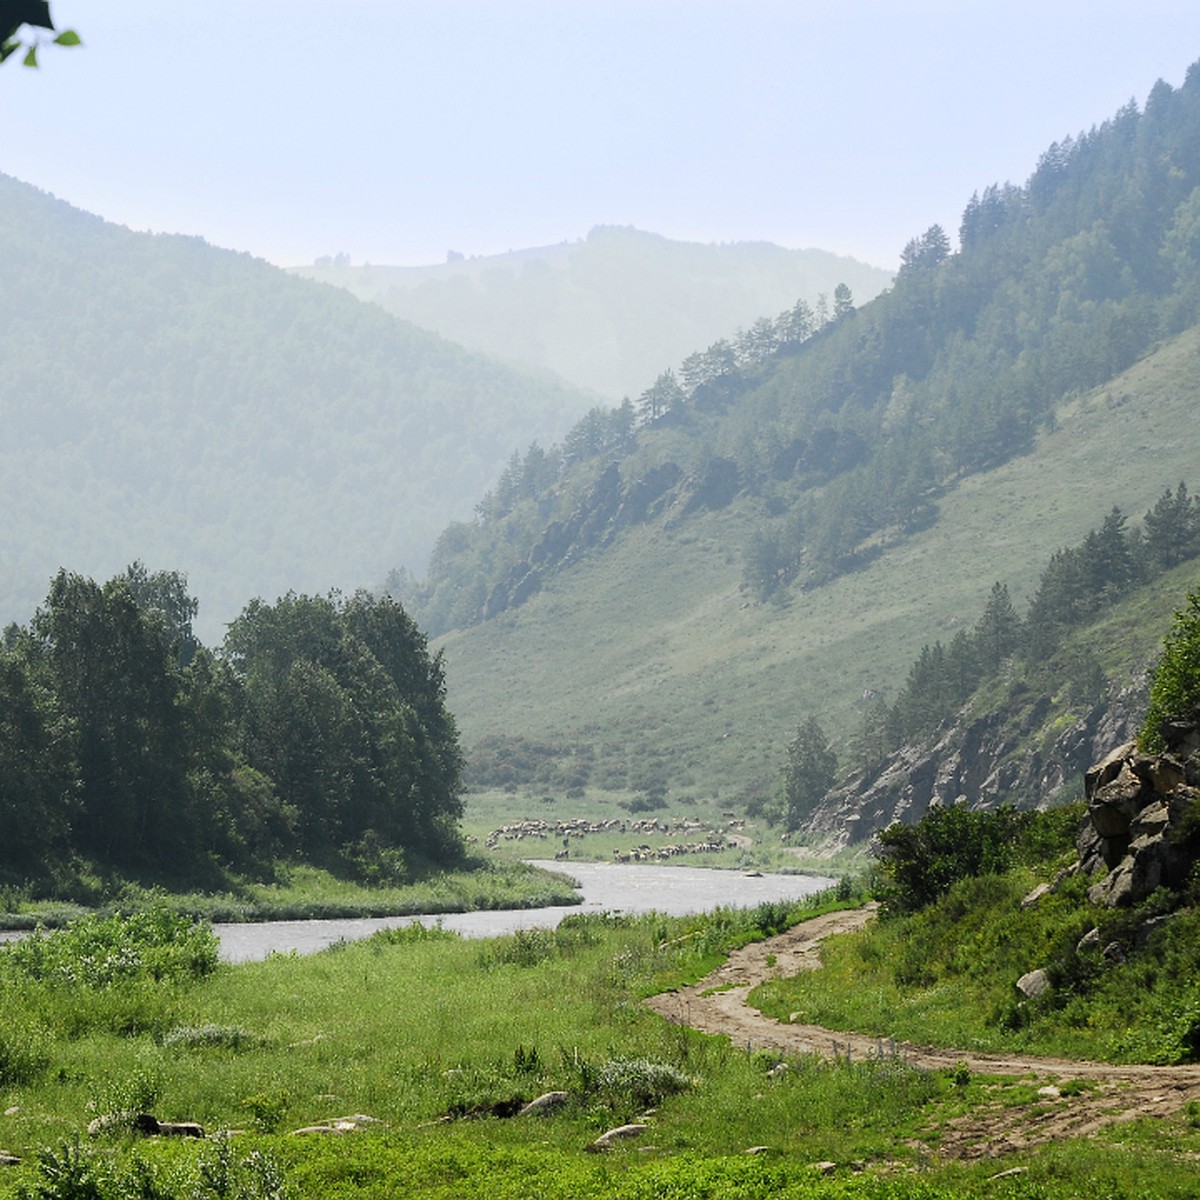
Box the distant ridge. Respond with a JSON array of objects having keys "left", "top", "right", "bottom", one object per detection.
[{"left": 293, "top": 225, "right": 894, "bottom": 400}]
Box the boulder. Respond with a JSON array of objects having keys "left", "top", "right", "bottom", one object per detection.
[
  {"left": 518, "top": 1091, "right": 569, "bottom": 1117},
  {"left": 134, "top": 1114, "right": 204, "bottom": 1138},
  {"left": 1016, "top": 969, "right": 1050, "bottom": 998},
  {"left": 587, "top": 1123, "right": 649, "bottom": 1152},
  {"left": 1088, "top": 764, "right": 1149, "bottom": 838},
  {"left": 1079, "top": 719, "right": 1200, "bottom": 907}
]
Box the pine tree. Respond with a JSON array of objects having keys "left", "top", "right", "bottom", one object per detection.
[{"left": 781, "top": 715, "right": 837, "bottom": 831}]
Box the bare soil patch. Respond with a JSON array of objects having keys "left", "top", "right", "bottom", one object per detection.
[{"left": 645, "top": 904, "right": 1200, "bottom": 1159}]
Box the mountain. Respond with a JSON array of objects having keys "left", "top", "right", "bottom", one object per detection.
[
  {"left": 415, "top": 65, "right": 1200, "bottom": 831},
  {"left": 0, "top": 174, "right": 595, "bottom": 642},
  {"left": 292, "top": 226, "right": 894, "bottom": 401}
]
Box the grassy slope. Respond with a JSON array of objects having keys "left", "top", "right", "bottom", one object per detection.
[{"left": 441, "top": 327, "right": 1200, "bottom": 816}]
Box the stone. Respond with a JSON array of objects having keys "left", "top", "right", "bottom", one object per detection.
[
  {"left": 1135, "top": 914, "right": 1173, "bottom": 950},
  {"left": 587, "top": 1124, "right": 649, "bottom": 1152},
  {"left": 1084, "top": 741, "right": 1137, "bottom": 797},
  {"left": 1149, "top": 756, "right": 1186, "bottom": 795},
  {"left": 1089, "top": 765, "right": 1149, "bottom": 837},
  {"left": 1076, "top": 927, "right": 1101, "bottom": 954},
  {"left": 1103, "top": 941, "right": 1126, "bottom": 964},
  {"left": 134, "top": 1115, "right": 204, "bottom": 1138},
  {"left": 518, "top": 1091, "right": 569, "bottom": 1117},
  {"left": 1021, "top": 883, "right": 1052, "bottom": 908},
  {"left": 1016, "top": 969, "right": 1050, "bottom": 998}
]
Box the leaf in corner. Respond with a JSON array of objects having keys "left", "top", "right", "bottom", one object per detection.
[
  {"left": 53, "top": 28, "right": 80, "bottom": 46},
  {"left": 22, "top": 42, "right": 36, "bottom": 66},
  {"left": 1, "top": 1, "right": 54, "bottom": 32}
]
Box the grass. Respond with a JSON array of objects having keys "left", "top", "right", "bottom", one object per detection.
[
  {"left": 752, "top": 857, "right": 1200, "bottom": 1066},
  {"left": 0, "top": 861, "right": 581, "bottom": 931},
  {"left": 6, "top": 870, "right": 1200, "bottom": 1198}
]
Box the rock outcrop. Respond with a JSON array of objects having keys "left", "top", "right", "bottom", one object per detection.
[
  {"left": 808, "top": 679, "right": 1147, "bottom": 850},
  {"left": 1078, "top": 718, "right": 1200, "bottom": 907}
]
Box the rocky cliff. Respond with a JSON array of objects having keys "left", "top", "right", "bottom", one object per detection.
[{"left": 807, "top": 676, "right": 1148, "bottom": 850}]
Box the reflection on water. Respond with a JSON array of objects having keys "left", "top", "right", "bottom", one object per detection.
[{"left": 214, "top": 860, "right": 837, "bottom": 962}]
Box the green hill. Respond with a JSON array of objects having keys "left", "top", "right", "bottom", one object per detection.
[
  {"left": 438, "top": 336, "right": 1200, "bottom": 810},
  {"left": 421, "top": 65, "right": 1200, "bottom": 828},
  {"left": 0, "top": 174, "right": 595, "bottom": 641},
  {"left": 294, "top": 225, "right": 894, "bottom": 400}
]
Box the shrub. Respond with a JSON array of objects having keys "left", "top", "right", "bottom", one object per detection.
[
  {"left": 872, "top": 803, "right": 1032, "bottom": 914},
  {"left": 591, "top": 1057, "right": 693, "bottom": 1110},
  {"left": 162, "top": 1024, "right": 259, "bottom": 1051}
]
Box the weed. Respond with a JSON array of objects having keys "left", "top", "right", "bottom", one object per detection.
[
  {"left": 241, "top": 1090, "right": 291, "bottom": 1134},
  {"left": 162, "top": 1025, "right": 259, "bottom": 1052},
  {"left": 591, "top": 1056, "right": 693, "bottom": 1111},
  {"left": 0, "top": 1016, "right": 51, "bottom": 1086},
  {"left": 16, "top": 1136, "right": 106, "bottom": 1200},
  {"left": 512, "top": 1044, "right": 541, "bottom": 1075},
  {"left": 482, "top": 927, "right": 556, "bottom": 968}
]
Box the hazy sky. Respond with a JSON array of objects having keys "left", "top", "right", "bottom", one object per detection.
[{"left": 6, "top": 2, "right": 1200, "bottom": 270}]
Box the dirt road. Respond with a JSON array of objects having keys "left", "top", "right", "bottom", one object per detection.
[{"left": 645, "top": 904, "right": 1200, "bottom": 1158}]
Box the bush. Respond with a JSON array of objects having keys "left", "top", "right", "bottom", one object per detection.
[
  {"left": 591, "top": 1057, "right": 693, "bottom": 1111},
  {"left": 162, "top": 1024, "right": 259, "bottom": 1051},
  {"left": 872, "top": 803, "right": 1033, "bottom": 914}
]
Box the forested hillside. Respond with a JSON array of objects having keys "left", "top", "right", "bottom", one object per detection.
[
  {"left": 295, "top": 226, "right": 893, "bottom": 401},
  {"left": 420, "top": 66, "right": 1200, "bottom": 821},
  {"left": 0, "top": 175, "right": 593, "bottom": 641}
]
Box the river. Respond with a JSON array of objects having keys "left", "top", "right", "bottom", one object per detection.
[
  {"left": 216, "top": 861, "right": 837, "bottom": 962},
  {"left": 0, "top": 862, "right": 837, "bottom": 963}
]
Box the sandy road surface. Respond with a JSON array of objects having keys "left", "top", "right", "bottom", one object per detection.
[{"left": 645, "top": 905, "right": 1200, "bottom": 1159}]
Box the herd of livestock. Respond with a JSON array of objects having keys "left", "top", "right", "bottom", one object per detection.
[{"left": 481, "top": 815, "right": 747, "bottom": 861}]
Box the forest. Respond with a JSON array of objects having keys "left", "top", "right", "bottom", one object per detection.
[{"left": 0, "top": 567, "right": 464, "bottom": 894}]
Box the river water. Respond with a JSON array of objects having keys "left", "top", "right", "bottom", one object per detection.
[
  {"left": 216, "top": 861, "right": 836, "bottom": 962},
  {"left": 0, "top": 862, "right": 837, "bottom": 963}
]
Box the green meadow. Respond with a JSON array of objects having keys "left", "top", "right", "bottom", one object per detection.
[{"left": 4, "top": 850, "right": 1200, "bottom": 1200}]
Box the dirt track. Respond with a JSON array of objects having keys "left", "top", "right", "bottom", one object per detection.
[{"left": 645, "top": 905, "right": 1200, "bottom": 1159}]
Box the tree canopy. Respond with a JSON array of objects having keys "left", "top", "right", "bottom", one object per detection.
[{"left": 0, "top": 569, "right": 463, "bottom": 892}]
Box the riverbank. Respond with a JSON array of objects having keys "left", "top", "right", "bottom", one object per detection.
[{"left": 0, "top": 860, "right": 581, "bottom": 930}]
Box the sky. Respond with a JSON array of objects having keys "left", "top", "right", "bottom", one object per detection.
[{"left": 6, "top": 2, "right": 1200, "bottom": 271}]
